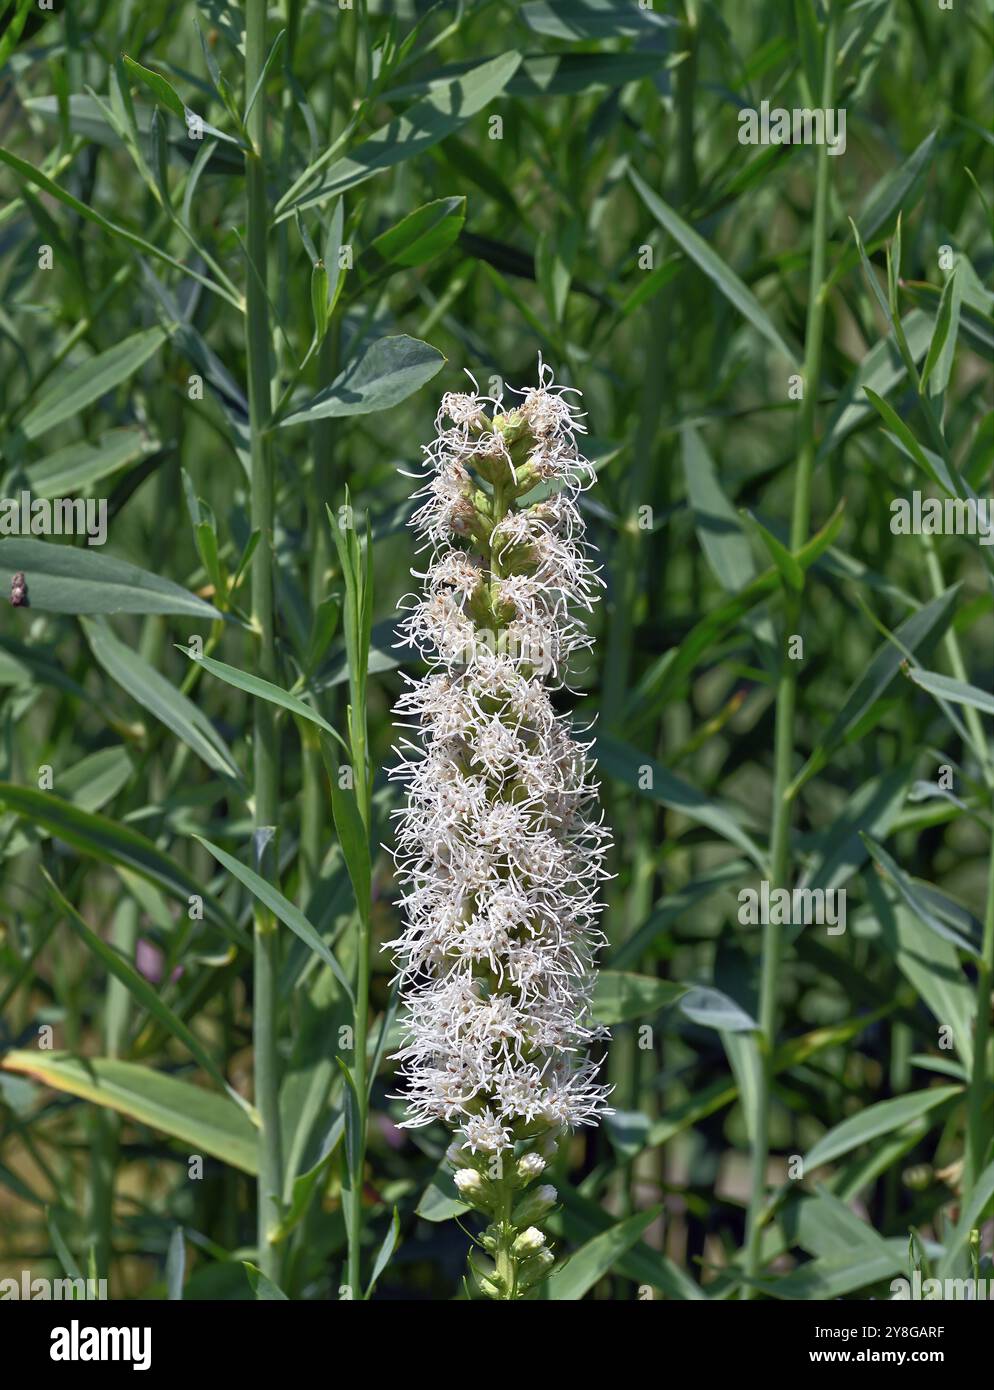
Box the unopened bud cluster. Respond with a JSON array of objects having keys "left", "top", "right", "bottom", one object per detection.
[{"left": 451, "top": 1149, "right": 558, "bottom": 1298}]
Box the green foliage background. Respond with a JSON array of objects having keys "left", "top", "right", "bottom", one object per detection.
[{"left": 0, "top": 0, "right": 991, "bottom": 1301}]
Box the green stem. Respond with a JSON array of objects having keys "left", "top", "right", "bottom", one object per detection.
[
  {"left": 87, "top": 899, "right": 136, "bottom": 1282},
  {"left": 246, "top": 0, "right": 283, "bottom": 1285},
  {"left": 966, "top": 825, "right": 994, "bottom": 1193},
  {"left": 921, "top": 534, "right": 993, "bottom": 789},
  {"left": 301, "top": 333, "right": 341, "bottom": 904},
  {"left": 347, "top": 909, "right": 370, "bottom": 1298},
  {"left": 919, "top": 532, "right": 992, "bottom": 1193},
  {"left": 494, "top": 1179, "right": 517, "bottom": 1301},
  {"left": 743, "top": 2, "right": 838, "bottom": 1295},
  {"left": 343, "top": 510, "right": 372, "bottom": 1300}
]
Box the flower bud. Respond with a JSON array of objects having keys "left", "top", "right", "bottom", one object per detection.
[
  {"left": 517, "top": 1152, "right": 546, "bottom": 1181},
  {"left": 454, "top": 1169, "right": 486, "bottom": 1201},
  {"left": 513, "top": 1184, "right": 557, "bottom": 1226},
  {"left": 512, "top": 1226, "right": 547, "bottom": 1257}
]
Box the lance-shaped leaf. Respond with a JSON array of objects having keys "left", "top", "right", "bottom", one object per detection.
[
  {"left": 0, "top": 538, "right": 221, "bottom": 618},
  {"left": 805, "top": 1086, "right": 962, "bottom": 1170},
  {"left": 13, "top": 329, "right": 165, "bottom": 443},
  {"left": 84, "top": 620, "right": 242, "bottom": 782},
  {"left": 44, "top": 871, "right": 255, "bottom": 1121},
  {"left": 863, "top": 835, "right": 981, "bottom": 957},
  {"left": 0, "top": 783, "right": 240, "bottom": 942},
  {"left": 281, "top": 52, "right": 522, "bottom": 216},
  {"left": 630, "top": 169, "right": 799, "bottom": 365},
  {"left": 0, "top": 1051, "right": 258, "bottom": 1173},
  {"left": 279, "top": 335, "right": 445, "bottom": 425},
  {"left": 196, "top": 834, "right": 355, "bottom": 1002}
]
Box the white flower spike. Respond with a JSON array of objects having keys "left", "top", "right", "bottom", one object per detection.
[{"left": 388, "top": 364, "right": 612, "bottom": 1299}]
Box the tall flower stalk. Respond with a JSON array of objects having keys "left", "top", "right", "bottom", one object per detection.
[
  {"left": 389, "top": 368, "right": 611, "bottom": 1299},
  {"left": 245, "top": 0, "right": 283, "bottom": 1284},
  {"left": 743, "top": 2, "right": 838, "bottom": 1292}
]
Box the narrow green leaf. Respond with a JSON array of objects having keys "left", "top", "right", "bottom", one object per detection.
[
  {"left": 283, "top": 52, "right": 522, "bottom": 216},
  {"left": 630, "top": 169, "right": 798, "bottom": 365},
  {"left": 182, "top": 647, "right": 347, "bottom": 751},
  {"left": 554, "top": 1186, "right": 703, "bottom": 1299},
  {"left": 857, "top": 130, "right": 937, "bottom": 242},
  {"left": 805, "top": 1086, "right": 962, "bottom": 1170},
  {"left": 592, "top": 971, "right": 686, "bottom": 1024},
  {"left": 680, "top": 986, "right": 757, "bottom": 1033},
  {"left": 546, "top": 1206, "right": 661, "bottom": 1300},
  {"left": 165, "top": 1228, "right": 185, "bottom": 1301},
  {"left": 0, "top": 538, "right": 221, "bottom": 618},
  {"left": 0, "top": 1051, "right": 258, "bottom": 1173},
  {"left": 44, "top": 871, "right": 252, "bottom": 1117},
  {"left": 321, "top": 739, "right": 372, "bottom": 922},
  {"left": 0, "top": 0, "right": 32, "bottom": 70},
  {"left": 0, "top": 783, "right": 238, "bottom": 939},
  {"left": 863, "top": 835, "right": 980, "bottom": 956},
  {"left": 122, "top": 55, "right": 186, "bottom": 120},
  {"left": 819, "top": 310, "right": 933, "bottom": 456},
  {"left": 863, "top": 387, "right": 952, "bottom": 495},
  {"left": 416, "top": 1164, "right": 469, "bottom": 1223},
  {"left": 83, "top": 620, "right": 242, "bottom": 782},
  {"left": 681, "top": 424, "right": 754, "bottom": 591},
  {"left": 723, "top": 1029, "right": 763, "bottom": 1146},
  {"left": 243, "top": 1262, "right": 289, "bottom": 1299},
  {"left": 920, "top": 266, "right": 963, "bottom": 398},
  {"left": 15, "top": 329, "right": 165, "bottom": 442},
  {"left": 870, "top": 880, "right": 975, "bottom": 1069},
  {"left": 762, "top": 1249, "right": 903, "bottom": 1299},
  {"left": 26, "top": 428, "right": 159, "bottom": 497},
  {"left": 522, "top": 0, "right": 671, "bottom": 39},
  {"left": 0, "top": 146, "right": 241, "bottom": 308},
  {"left": 47, "top": 1210, "right": 84, "bottom": 1282},
  {"left": 742, "top": 511, "right": 804, "bottom": 591},
  {"left": 243, "top": 28, "right": 286, "bottom": 124},
  {"left": 788, "top": 585, "right": 959, "bottom": 796},
  {"left": 195, "top": 834, "right": 354, "bottom": 1003},
  {"left": 938, "top": 1161, "right": 994, "bottom": 1278},
  {"left": 280, "top": 335, "right": 445, "bottom": 426},
  {"left": 366, "top": 1207, "right": 401, "bottom": 1299},
  {"left": 907, "top": 665, "right": 994, "bottom": 716},
  {"left": 361, "top": 197, "right": 466, "bottom": 275}
]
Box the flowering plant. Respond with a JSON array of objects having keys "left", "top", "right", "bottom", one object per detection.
[{"left": 388, "top": 366, "right": 612, "bottom": 1298}]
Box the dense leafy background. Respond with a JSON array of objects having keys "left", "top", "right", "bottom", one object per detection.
[{"left": 0, "top": 0, "right": 991, "bottom": 1300}]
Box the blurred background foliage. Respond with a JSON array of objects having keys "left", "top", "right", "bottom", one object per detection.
[{"left": 0, "top": 0, "right": 991, "bottom": 1299}]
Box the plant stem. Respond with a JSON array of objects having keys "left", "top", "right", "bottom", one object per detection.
[
  {"left": 338, "top": 505, "right": 372, "bottom": 1299},
  {"left": 245, "top": 0, "right": 283, "bottom": 1284},
  {"left": 301, "top": 334, "right": 341, "bottom": 905},
  {"left": 966, "top": 826, "right": 994, "bottom": 1193},
  {"left": 494, "top": 1179, "right": 517, "bottom": 1300},
  {"left": 918, "top": 532, "right": 992, "bottom": 1195},
  {"left": 347, "top": 904, "right": 370, "bottom": 1298},
  {"left": 743, "top": 2, "right": 838, "bottom": 1295}
]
